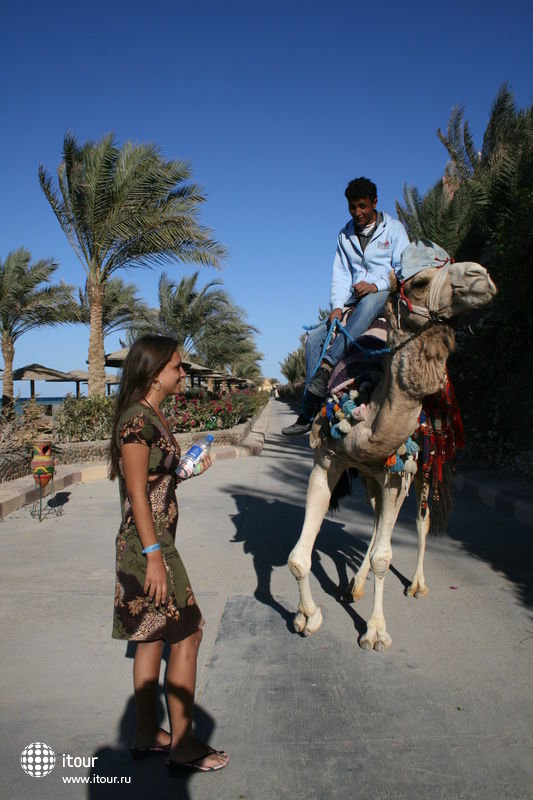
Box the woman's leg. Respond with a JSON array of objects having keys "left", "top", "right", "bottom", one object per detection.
[
  {"left": 132, "top": 640, "right": 170, "bottom": 747},
  {"left": 166, "top": 630, "right": 228, "bottom": 768}
]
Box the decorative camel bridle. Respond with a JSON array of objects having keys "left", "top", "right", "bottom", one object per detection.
[{"left": 396, "top": 257, "right": 454, "bottom": 327}]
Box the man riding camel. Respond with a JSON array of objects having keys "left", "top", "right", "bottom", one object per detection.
[{"left": 282, "top": 177, "right": 409, "bottom": 436}]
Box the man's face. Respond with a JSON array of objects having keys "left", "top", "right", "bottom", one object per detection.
[{"left": 348, "top": 196, "right": 378, "bottom": 229}]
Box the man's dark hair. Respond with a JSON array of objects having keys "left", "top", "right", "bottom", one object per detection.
[{"left": 344, "top": 177, "right": 377, "bottom": 202}]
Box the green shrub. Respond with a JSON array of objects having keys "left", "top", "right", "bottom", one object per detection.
[
  {"left": 0, "top": 398, "right": 47, "bottom": 451},
  {"left": 55, "top": 395, "right": 115, "bottom": 442},
  {"left": 276, "top": 382, "right": 305, "bottom": 401}
]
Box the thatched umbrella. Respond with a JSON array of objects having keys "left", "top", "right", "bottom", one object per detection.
[
  {"left": 48, "top": 369, "right": 120, "bottom": 398},
  {"left": 104, "top": 348, "right": 129, "bottom": 368},
  {"left": 46, "top": 369, "right": 89, "bottom": 399},
  {"left": 104, "top": 372, "right": 120, "bottom": 396},
  {"left": 104, "top": 348, "right": 214, "bottom": 391},
  {"left": 11, "top": 363, "right": 71, "bottom": 398}
]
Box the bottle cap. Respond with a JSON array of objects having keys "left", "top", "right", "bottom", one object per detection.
[{"left": 206, "top": 434, "right": 214, "bottom": 443}]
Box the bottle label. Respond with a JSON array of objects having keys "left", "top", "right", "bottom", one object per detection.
[{"left": 186, "top": 445, "right": 203, "bottom": 460}]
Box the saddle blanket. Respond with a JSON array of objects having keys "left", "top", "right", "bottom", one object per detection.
[{"left": 327, "top": 317, "right": 388, "bottom": 396}]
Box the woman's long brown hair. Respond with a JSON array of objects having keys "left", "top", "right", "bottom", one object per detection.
[{"left": 108, "top": 335, "right": 178, "bottom": 480}]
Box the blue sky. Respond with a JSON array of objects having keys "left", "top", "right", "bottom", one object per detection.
[{"left": 1, "top": 0, "right": 531, "bottom": 395}]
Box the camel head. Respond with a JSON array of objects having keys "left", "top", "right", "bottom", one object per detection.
[
  {"left": 393, "top": 261, "right": 497, "bottom": 331},
  {"left": 385, "top": 254, "right": 497, "bottom": 399}
]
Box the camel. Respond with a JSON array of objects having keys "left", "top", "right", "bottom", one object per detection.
[{"left": 288, "top": 246, "right": 497, "bottom": 651}]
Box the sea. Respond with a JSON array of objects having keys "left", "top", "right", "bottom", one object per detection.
[{"left": 14, "top": 397, "right": 69, "bottom": 415}]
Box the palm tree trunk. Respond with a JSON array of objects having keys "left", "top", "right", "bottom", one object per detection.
[
  {"left": 1, "top": 333, "right": 15, "bottom": 410},
  {"left": 87, "top": 279, "right": 106, "bottom": 396}
]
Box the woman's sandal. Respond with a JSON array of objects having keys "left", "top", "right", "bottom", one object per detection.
[
  {"left": 130, "top": 729, "right": 171, "bottom": 760},
  {"left": 166, "top": 748, "right": 228, "bottom": 773}
]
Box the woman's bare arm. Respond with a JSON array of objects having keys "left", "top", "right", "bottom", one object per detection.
[{"left": 121, "top": 443, "right": 168, "bottom": 606}]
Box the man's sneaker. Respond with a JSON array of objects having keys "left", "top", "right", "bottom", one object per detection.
[
  {"left": 281, "top": 415, "right": 313, "bottom": 436},
  {"left": 306, "top": 366, "right": 331, "bottom": 399}
]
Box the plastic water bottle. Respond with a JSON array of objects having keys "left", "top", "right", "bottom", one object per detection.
[{"left": 176, "top": 434, "right": 214, "bottom": 480}]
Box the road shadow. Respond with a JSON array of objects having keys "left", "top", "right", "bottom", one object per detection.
[
  {"left": 48, "top": 490, "right": 71, "bottom": 508},
  {"left": 272, "top": 404, "right": 533, "bottom": 612},
  {"left": 445, "top": 491, "right": 533, "bottom": 610},
  {"left": 88, "top": 649, "right": 222, "bottom": 799},
  {"left": 228, "top": 489, "right": 375, "bottom": 637}
]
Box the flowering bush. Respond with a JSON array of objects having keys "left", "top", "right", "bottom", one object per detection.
[
  {"left": 168, "top": 389, "right": 268, "bottom": 433},
  {"left": 53, "top": 389, "right": 268, "bottom": 440}
]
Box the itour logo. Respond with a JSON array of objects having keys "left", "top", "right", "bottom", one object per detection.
[
  {"left": 20, "top": 742, "right": 98, "bottom": 778},
  {"left": 20, "top": 742, "right": 56, "bottom": 778}
]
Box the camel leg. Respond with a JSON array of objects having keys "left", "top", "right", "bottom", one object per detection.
[
  {"left": 344, "top": 478, "right": 380, "bottom": 602},
  {"left": 406, "top": 475, "right": 430, "bottom": 598},
  {"left": 288, "top": 458, "right": 345, "bottom": 636},
  {"left": 359, "top": 475, "right": 408, "bottom": 652}
]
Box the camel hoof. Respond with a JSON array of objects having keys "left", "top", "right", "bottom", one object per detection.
[
  {"left": 406, "top": 583, "right": 429, "bottom": 598},
  {"left": 359, "top": 629, "right": 392, "bottom": 651},
  {"left": 293, "top": 612, "right": 307, "bottom": 633},
  {"left": 303, "top": 607, "right": 323, "bottom": 636}
]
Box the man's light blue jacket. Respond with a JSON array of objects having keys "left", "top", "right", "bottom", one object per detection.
[{"left": 330, "top": 212, "right": 410, "bottom": 309}]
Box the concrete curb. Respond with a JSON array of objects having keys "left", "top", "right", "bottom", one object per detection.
[
  {"left": 0, "top": 462, "right": 109, "bottom": 520},
  {"left": 455, "top": 472, "right": 533, "bottom": 528},
  {"left": 0, "top": 401, "right": 273, "bottom": 520}
]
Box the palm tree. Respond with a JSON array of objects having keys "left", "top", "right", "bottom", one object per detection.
[
  {"left": 39, "top": 132, "right": 226, "bottom": 395},
  {"left": 154, "top": 272, "right": 235, "bottom": 359},
  {"left": 0, "top": 248, "right": 79, "bottom": 408},
  {"left": 78, "top": 277, "right": 151, "bottom": 337},
  {"left": 196, "top": 315, "right": 261, "bottom": 375},
  {"left": 396, "top": 85, "right": 533, "bottom": 459},
  {"left": 280, "top": 342, "right": 306, "bottom": 384},
  {"left": 147, "top": 272, "right": 261, "bottom": 372},
  {"left": 208, "top": 334, "right": 263, "bottom": 380},
  {"left": 396, "top": 84, "right": 529, "bottom": 259}
]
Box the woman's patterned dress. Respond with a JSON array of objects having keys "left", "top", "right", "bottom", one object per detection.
[{"left": 112, "top": 403, "right": 204, "bottom": 643}]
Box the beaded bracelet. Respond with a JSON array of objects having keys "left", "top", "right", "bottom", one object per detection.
[{"left": 142, "top": 543, "right": 161, "bottom": 554}]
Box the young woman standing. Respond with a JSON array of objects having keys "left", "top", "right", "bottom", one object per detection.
[{"left": 109, "top": 334, "right": 228, "bottom": 773}]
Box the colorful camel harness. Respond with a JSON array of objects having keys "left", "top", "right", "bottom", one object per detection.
[{"left": 320, "top": 255, "right": 464, "bottom": 513}]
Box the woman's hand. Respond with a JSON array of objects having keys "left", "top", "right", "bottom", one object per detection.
[
  {"left": 194, "top": 453, "right": 212, "bottom": 476},
  {"left": 144, "top": 551, "right": 168, "bottom": 607}
]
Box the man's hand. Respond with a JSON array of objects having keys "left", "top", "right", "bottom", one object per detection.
[
  {"left": 328, "top": 308, "right": 343, "bottom": 328},
  {"left": 352, "top": 281, "right": 378, "bottom": 299}
]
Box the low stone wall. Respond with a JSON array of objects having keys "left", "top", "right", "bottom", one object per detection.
[
  {"left": 53, "top": 441, "right": 110, "bottom": 464},
  {"left": 1, "top": 410, "right": 262, "bottom": 481},
  {"left": 0, "top": 451, "right": 32, "bottom": 483}
]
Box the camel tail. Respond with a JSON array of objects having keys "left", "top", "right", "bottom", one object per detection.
[
  {"left": 428, "top": 461, "right": 455, "bottom": 536},
  {"left": 329, "top": 468, "right": 359, "bottom": 511}
]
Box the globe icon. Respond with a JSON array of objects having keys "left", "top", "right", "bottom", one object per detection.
[{"left": 20, "top": 742, "right": 56, "bottom": 777}]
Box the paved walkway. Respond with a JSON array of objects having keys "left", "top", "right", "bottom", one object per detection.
[{"left": 1, "top": 400, "right": 532, "bottom": 799}]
